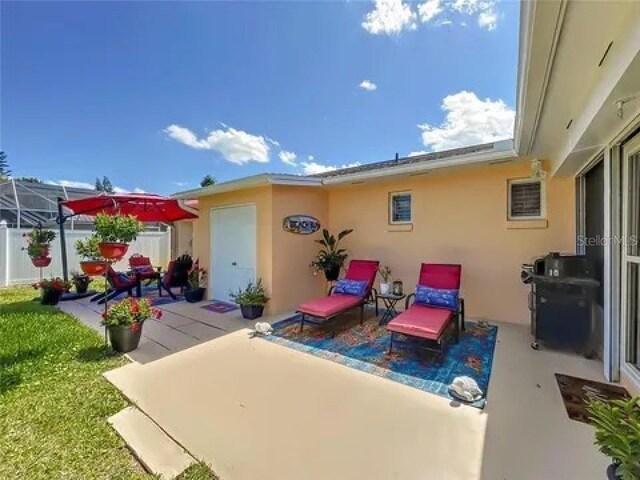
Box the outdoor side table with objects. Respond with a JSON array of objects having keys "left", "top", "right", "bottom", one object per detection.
[{"left": 377, "top": 292, "right": 406, "bottom": 325}]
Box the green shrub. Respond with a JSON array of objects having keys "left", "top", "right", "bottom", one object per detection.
[
  {"left": 588, "top": 396, "right": 640, "bottom": 480},
  {"left": 229, "top": 279, "right": 269, "bottom": 306},
  {"left": 94, "top": 213, "right": 144, "bottom": 244}
]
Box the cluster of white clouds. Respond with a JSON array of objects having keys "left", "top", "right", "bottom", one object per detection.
[
  {"left": 46, "top": 179, "right": 146, "bottom": 194},
  {"left": 362, "top": 0, "right": 499, "bottom": 36},
  {"left": 415, "top": 90, "right": 514, "bottom": 152},
  {"left": 165, "top": 123, "right": 357, "bottom": 176},
  {"left": 164, "top": 124, "right": 271, "bottom": 165}
]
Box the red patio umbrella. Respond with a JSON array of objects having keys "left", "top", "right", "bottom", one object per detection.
[
  {"left": 57, "top": 193, "right": 198, "bottom": 281},
  {"left": 61, "top": 193, "right": 198, "bottom": 223}
]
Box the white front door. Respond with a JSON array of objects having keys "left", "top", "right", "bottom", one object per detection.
[{"left": 210, "top": 204, "right": 257, "bottom": 303}]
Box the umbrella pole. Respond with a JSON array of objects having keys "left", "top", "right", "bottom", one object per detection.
[{"left": 56, "top": 198, "right": 69, "bottom": 282}]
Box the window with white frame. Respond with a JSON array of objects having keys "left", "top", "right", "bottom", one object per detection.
[
  {"left": 508, "top": 178, "right": 545, "bottom": 220},
  {"left": 389, "top": 192, "right": 412, "bottom": 224}
]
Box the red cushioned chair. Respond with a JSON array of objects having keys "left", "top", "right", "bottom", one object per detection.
[
  {"left": 129, "top": 254, "right": 159, "bottom": 282},
  {"left": 297, "top": 259, "right": 380, "bottom": 335},
  {"left": 387, "top": 263, "right": 465, "bottom": 360}
]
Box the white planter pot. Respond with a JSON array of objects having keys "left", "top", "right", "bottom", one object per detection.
[{"left": 380, "top": 283, "right": 391, "bottom": 295}]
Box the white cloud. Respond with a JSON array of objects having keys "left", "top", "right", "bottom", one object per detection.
[
  {"left": 417, "top": 90, "right": 515, "bottom": 152},
  {"left": 449, "top": 0, "right": 498, "bottom": 30},
  {"left": 308, "top": 155, "right": 315, "bottom": 161},
  {"left": 300, "top": 161, "right": 361, "bottom": 176},
  {"left": 361, "top": 0, "right": 417, "bottom": 35},
  {"left": 477, "top": 9, "right": 497, "bottom": 31},
  {"left": 46, "top": 180, "right": 145, "bottom": 193},
  {"left": 47, "top": 180, "right": 96, "bottom": 190},
  {"left": 279, "top": 150, "right": 297, "bottom": 166},
  {"left": 408, "top": 150, "right": 429, "bottom": 157},
  {"left": 164, "top": 124, "right": 270, "bottom": 164},
  {"left": 418, "top": 0, "right": 443, "bottom": 23},
  {"left": 359, "top": 80, "right": 378, "bottom": 91}
]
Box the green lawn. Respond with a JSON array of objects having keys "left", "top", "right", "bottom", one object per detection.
[{"left": 0, "top": 286, "right": 216, "bottom": 480}]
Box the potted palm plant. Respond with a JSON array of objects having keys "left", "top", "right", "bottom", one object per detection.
[
  {"left": 378, "top": 265, "right": 392, "bottom": 295},
  {"left": 71, "top": 271, "right": 93, "bottom": 294},
  {"left": 184, "top": 266, "right": 207, "bottom": 303},
  {"left": 25, "top": 228, "right": 56, "bottom": 267},
  {"left": 32, "top": 277, "right": 71, "bottom": 305},
  {"left": 588, "top": 396, "right": 640, "bottom": 480},
  {"left": 94, "top": 213, "right": 144, "bottom": 260},
  {"left": 101, "top": 297, "right": 162, "bottom": 353},
  {"left": 311, "top": 228, "right": 353, "bottom": 281},
  {"left": 230, "top": 279, "right": 269, "bottom": 320},
  {"left": 76, "top": 236, "right": 107, "bottom": 276}
]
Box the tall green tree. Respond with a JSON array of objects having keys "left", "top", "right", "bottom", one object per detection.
[
  {"left": 95, "top": 177, "right": 103, "bottom": 191},
  {"left": 200, "top": 175, "right": 216, "bottom": 187},
  {"left": 0, "top": 151, "right": 11, "bottom": 181},
  {"left": 101, "top": 176, "right": 114, "bottom": 193}
]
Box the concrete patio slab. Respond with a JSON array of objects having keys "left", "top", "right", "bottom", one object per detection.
[
  {"left": 108, "top": 406, "right": 195, "bottom": 479},
  {"left": 104, "top": 322, "right": 610, "bottom": 480}
]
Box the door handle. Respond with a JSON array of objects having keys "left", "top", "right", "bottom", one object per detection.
[{"left": 231, "top": 262, "right": 237, "bottom": 266}]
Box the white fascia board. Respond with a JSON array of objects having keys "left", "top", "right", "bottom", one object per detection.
[
  {"left": 321, "top": 143, "right": 518, "bottom": 185},
  {"left": 172, "top": 174, "right": 321, "bottom": 199}
]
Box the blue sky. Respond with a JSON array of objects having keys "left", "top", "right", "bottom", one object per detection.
[{"left": 2, "top": 0, "right": 520, "bottom": 194}]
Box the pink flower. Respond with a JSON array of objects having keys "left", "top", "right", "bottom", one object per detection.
[{"left": 131, "top": 323, "right": 141, "bottom": 333}]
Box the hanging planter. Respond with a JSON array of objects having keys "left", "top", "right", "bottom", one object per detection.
[
  {"left": 31, "top": 256, "right": 52, "bottom": 268},
  {"left": 94, "top": 213, "right": 144, "bottom": 261},
  {"left": 98, "top": 242, "right": 129, "bottom": 260},
  {"left": 79, "top": 260, "right": 107, "bottom": 276}
]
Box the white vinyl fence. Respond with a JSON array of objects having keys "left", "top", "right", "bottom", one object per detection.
[{"left": 0, "top": 224, "right": 171, "bottom": 286}]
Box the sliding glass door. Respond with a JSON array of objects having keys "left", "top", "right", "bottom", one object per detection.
[{"left": 622, "top": 134, "right": 640, "bottom": 380}]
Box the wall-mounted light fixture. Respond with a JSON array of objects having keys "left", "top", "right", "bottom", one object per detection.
[
  {"left": 615, "top": 94, "right": 639, "bottom": 119},
  {"left": 530, "top": 158, "right": 546, "bottom": 180}
]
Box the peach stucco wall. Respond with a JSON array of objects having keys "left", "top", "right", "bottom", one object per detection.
[
  {"left": 191, "top": 185, "right": 328, "bottom": 315},
  {"left": 191, "top": 161, "right": 575, "bottom": 323},
  {"left": 192, "top": 186, "right": 274, "bottom": 312},
  {"left": 270, "top": 186, "right": 328, "bottom": 313},
  {"left": 326, "top": 162, "right": 576, "bottom": 324}
]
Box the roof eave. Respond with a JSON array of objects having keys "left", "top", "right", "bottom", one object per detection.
[
  {"left": 172, "top": 174, "right": 322, "bottom": 199},
  {"left": 321, "top": 143, "right": 519, "bottom": 185}
]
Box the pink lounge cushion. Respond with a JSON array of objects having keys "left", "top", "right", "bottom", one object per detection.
[
  {"left": 387, "top": 304, "right": 453, "bottom": 340},
  {"left": 298, "top": 294, "right": 362, "bottom": 318}
]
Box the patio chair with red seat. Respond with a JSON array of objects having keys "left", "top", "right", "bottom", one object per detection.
[
  {"left": 297, "top": 259, "right": 379, "bottom": 335},
  {"left": 93, "top": 266, "right": 142, "bottom": 304},
  {"left": 128, "top": 254, "right": 160, "bottom": 283},
  {"left": 387, "top": 263, "right": 465, "bottom": 360},
  {"left": 159, "top": 254, "right": 193, "bottom": 299}
]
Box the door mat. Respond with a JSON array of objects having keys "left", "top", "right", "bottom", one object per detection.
[
  {"left": 555, "top": 373, "right": 630, "bottom": 424},
  {"left": 202, "top": 300, "right": 239, "bottom": 314}
]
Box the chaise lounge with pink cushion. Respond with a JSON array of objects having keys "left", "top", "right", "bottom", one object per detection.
[
  {"left": 297, "top": 259, "right": 379, "bottom": 334},
  {"left": 387, "top": 263, "right": 465, "bottom": 360}
]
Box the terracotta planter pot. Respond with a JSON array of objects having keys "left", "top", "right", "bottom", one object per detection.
[
  {"left": 31, "top": 256, "right": 52, "bottom": 268},
  {"left": 98, "top": 242, "right": 129, "bottom": 261},
  {"left": 80, "top": 260, "right": 107, "bottom": 276},
  {"left": 107, "top": 323, "right": 144, "bottom": 353},
  {"left": 41, "top": 289, "right": 62, "bottom": 306},
  {"left": 240, "top": 305, "right": 264, "bottom": 320}
]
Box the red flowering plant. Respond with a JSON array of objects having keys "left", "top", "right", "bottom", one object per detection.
[
  {"left": 100, "top": 297, "right": 162, "bottom": 332},
  {"left": 32, "top": 277, "right": 71, "bottom": 293}
]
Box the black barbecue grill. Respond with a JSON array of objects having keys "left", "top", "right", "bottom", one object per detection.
[{"left": 521, "top": 252, "right": 600, "bottom": 356}]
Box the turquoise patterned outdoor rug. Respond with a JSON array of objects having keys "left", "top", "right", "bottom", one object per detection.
[{"left": 263, "top": 315, "right": 498, "bottom": 409}]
